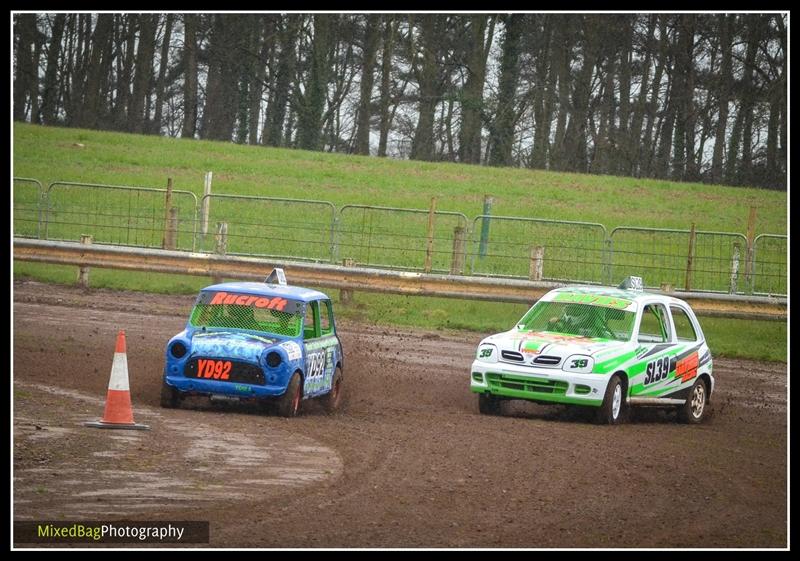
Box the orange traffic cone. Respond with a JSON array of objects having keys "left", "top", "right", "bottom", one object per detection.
[{"left": 85, "top": 330, "right": 149, "bottom": 430}]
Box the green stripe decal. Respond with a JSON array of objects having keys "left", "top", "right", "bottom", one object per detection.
[{"left": 593, "top": 350, "right": 638, "bottom": 373}]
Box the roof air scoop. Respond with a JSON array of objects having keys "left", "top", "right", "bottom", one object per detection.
[
  {"left": 618, "top": 276, "right": 643, "bottom": 291},
  {"left": 265, "top": 268, "right": 287, "bottom": 286}
]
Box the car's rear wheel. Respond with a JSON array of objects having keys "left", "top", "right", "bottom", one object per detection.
[
  {"left": 277, "top": 372, "right": 303, "bottom": 417},
  {"left": 595, "top": 375, "right": 627, "bottom": 425},
  {"left": 478, "top": 393, "right": 502, "bottom": 415},
  {"left": 678, "top": 378, "right": 708, "bottom": 424},
  {"left": 320, "top": 367, "right": 343, "bottom": 413},
  {"left": 160, "top": 381, "right": 180, "bottom": 409}
]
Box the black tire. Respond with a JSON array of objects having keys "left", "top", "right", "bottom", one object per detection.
[
  {"left": 595, "top": 375, "right": 627, "bottom": 425},
  {"left": 478, "top": 393, "right": 502, "bottom": 415},
  {"left": 277, "top": 372, "right": 303, "bottom": 417},
  {"left": 678, "top": 378, "right": 708, "bottom": 424},
  {"left": 320, "top": 367, "right": 343, "bottom": 414},
  {"left": 160, "top": 381, "right": 180, "bottom": 409}
]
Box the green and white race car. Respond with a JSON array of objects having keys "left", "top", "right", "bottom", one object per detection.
[{"left": 470, "top": 277, "right": 714, "bottom": 424}]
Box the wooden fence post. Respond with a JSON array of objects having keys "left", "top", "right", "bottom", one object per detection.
[
  {"left": 685, "top": 222, "right": 696, "bottom": 291},
  {"left": 212, "top": 221, "right": 227, "bottom": 285},
  {"left": 729, "top": 241, "right": 741, "bottom": 294},
  {"left": 450, "top": 226, "right": 466, "bottom": 275},
  {"left": 201, "top": 171, "right": 213, "bottom": 238},
  {"left": 529, "top": 246, "right": 544, "bottom": 281},
  {"left": 424, "top": 197, "right": 437, "bottom": 273},
  {"left": 77, "top": 234, "right": 92, "bottom": 288},
  {"left": 341, "top": 258, "right": 356, "bottom": 304},
  {"left": 161, "top": 177, "right": 173, "bottom": 248},
  {"left": 164, "top": 207, "right": 179, "bottom": 250},
  {"left": 744, "top": 206, "right": 757, "bottom": 293}
]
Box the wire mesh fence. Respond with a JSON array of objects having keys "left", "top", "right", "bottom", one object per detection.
[
  {"left": 44, "top": 182, "right": 198, "bottom": 250},
  {"left": 751, "top": 234, "right": 788, "bottom": 296},
  {"left": 13, "top": 178, "right": 44, "bottom": 238},
  {"left": 14, "top": 177, "right": 787, "bottom": 297},
  {"left": 335, "top": 205, "right": 469, "bottom": 273},
  {"left": 468, "top": 215, "right": 609, "bottom": 284},
  {"left": 194, "top": 194, "right": 337, "bottom": 263},
  {"left": 609, "top": 227, "right": 750, "bottom": 294}
]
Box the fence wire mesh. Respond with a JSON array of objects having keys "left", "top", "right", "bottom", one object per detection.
[
  {"left": 44, "top": 182, "right": 198, "bottom": 250},
  {"left": 468, "top": 215, "right": 609, "bottom": 283},
  {"left": 752, "top": 234, "right": 788, "bottom": 296},
  {"left": 13, "top": 178, "right": 44, "bottom": 238},
  {"left": 195, "top": 194, "right": 336, "bottom": 262},
  {"left": 336, "top": 205, "right": 469, "bottom": 273},
  {"left": 609, "top": 228, "right": 750, "bottom": 293},
  {"left": 15, "top": 177, "right": 787, "bottom": 298}
]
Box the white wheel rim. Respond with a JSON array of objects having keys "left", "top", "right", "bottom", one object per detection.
[
  {"left": 691, "top": 384, "right": 705, "bottom": 418},
  {"left": 611, "top": 384, "right": 622, "bottom": 419}
]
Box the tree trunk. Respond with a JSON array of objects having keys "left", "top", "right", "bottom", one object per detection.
[
  {"left": 739, "top": 16, "right": 762, "bottom": 186},
  {"left": 710, "top": 14, "right": 733, "bottom": 183},
  {"left": 377, "top": 17, "right": 397, "bottom": 157},
  {"left": 562, "top": 15, "right": 599, "bottom": 173},
  {"left": 628, "top": 15, "right": 656, "bottom": 176},
  {"left": 549, "top": 15, "right": 573, "bottom": 171},
  {"left": 79, "top": 14, "right": 114, "bottom": 129},
  {"left": 297, "top": 14, "right": 335, "bottom": 151},
  {"left": 641, "top": 15, "right": 669, "bottom": 177},
  {"left": 202, "top": 15, "right": 246, "bottom": 141},
  {"left": 355, "top": 15, "right": 380, "bottom": 155},
  {"left": 128, "top": 14, "right": 157, "bottom": 133},
  {"left": 41, "top": 14, "right": 66, "bottom": 124},
  {"left": 459, "top": 15, "right": 492, "bottom": 164},
  {"left": 613, "top": 15, "right": 634, "bottom": 175},
  {"left": 265, "top": 15, "right": 299, "bottom": 147},
  {"left": 671, "top": 14, "right": 694, "bottom": 181},
  {"left": 411, "top": 15, "right": 440, "bottom": 161},
  {"left": 14, "top": 14, "right": 37, "bottom": 121},
  {"left": 152, "top": 14, "right": 174, "bottom": 135},
  {"left": 488, "top": 14, "right": 523, "bottom": 167},
  {"left": 181, "top": 14, "right": 198, "bottom": 139},
  {"left": 249, "top": 16, "right": 272, "bottom": 145},
  {"left": 530, "top": 16, "right": 552, "bottom": 169}
]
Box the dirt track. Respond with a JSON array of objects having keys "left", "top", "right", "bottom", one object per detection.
[{"left": 12, "top": 280, "right": 787, "bottom": 548}]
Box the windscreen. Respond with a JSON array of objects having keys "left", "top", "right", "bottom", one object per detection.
[
  {"left": 517, "top": 301, "right": 635, "bottom": 341},
  {"left": 189, "top": 291, "right": 303, "bottom": 338}
]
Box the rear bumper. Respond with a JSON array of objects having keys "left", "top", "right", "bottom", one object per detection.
[{"left": 470, "top": 360, "right": 605, "bottom": 407}]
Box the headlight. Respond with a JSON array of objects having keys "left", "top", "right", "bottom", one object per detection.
[
  {"left": 169, "top": 341, "right": 188, "bottom": 359},
  {"left": 562, "top": 355, "right": 593, "bottom": 373},
  {"left": 476, "top": 344, "right": 497, "bottom": 363},
  {"left": 265, "top": 351, "right": 282, "bottom": 368}
]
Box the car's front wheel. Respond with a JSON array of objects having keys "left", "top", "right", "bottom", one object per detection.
[
  {"left": 478, "top": 393, "right": 502, "bottom": 415},
  {"left": 678, "top": 378, "right": 708, "bottom": 424},
  {"left": 320, "top": 367, "right": 343, "bottom": 413},
  {"left": 277, "top": 372, "right": 303, "bottom": 417},
  {"left": 160, "top": 381, "right": 180, "bottom": 409},
  {"left": 595, "top": 375, "right": 627, "bottom": 425}
]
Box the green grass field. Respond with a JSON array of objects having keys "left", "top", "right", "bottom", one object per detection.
[{"left": 13, "top": 124, "right": 787, "bottom": 362}]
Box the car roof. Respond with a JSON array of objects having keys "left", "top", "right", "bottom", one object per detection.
[
  {"left": 201, "top": 281, "right": 330, "bottom": 303},
  {"left": 543, "top": 285, "right": 692, "bottom": 310}
]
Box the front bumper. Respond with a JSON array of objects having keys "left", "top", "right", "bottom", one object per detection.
[{"left": 470, "top": 359, "right": 607, "bottom": 407}]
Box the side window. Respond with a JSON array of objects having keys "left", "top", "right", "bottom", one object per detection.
[
  {"left": 638, "top": 304, "right": 671, "bottom": 343},
  {"left": 304, "top": 303, "right": 318, "bottom": 339},
  {"left": 319, "top": 300, "right": 333, "bottom": 336},
  {"left": 671, "top": 306, "right": 698, "bottom": 342}
]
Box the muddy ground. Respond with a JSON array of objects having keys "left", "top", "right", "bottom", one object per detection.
[{"left": 12, "top": 280, "right": 787, "bottom": 548}]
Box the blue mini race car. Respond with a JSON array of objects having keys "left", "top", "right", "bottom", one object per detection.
[{"left": 161, "top": 269, "right": 343, "bottom": 416}]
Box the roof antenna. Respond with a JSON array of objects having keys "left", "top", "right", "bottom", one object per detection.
[{"left": 265, "top": 268, "right": 287, "bottom": 286}]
